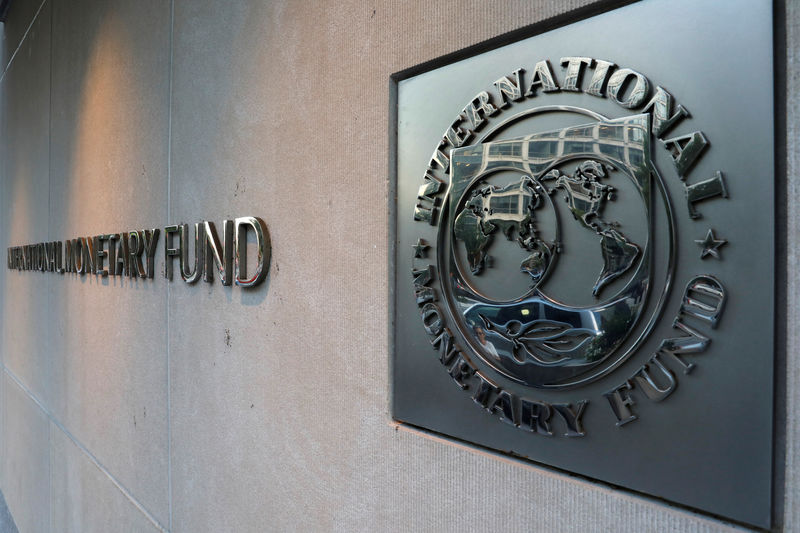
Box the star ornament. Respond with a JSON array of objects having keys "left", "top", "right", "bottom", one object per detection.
[
  {"left": 412, "top": 238, "right": 430, "bottom": 259},
  {"left": 695, "top": 229, "right": 727, "bottom": 259}
]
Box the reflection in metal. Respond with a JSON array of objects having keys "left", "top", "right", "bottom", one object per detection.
[
  {"left": 115, "top": 233, "right": 129, "bottom": 276},
  {"left": 694, "top": 228, "right": 727, "bottom": 259},
  {"left": 82, "top": 236, "right": 96, "bottom": 275},
  {"left": 180, "top": 223, "right": 205, "bottom": 283},
  {"left": 680, "top": 275, "right": 726, "bottom": 328},
  {"left": 560, "top": 57, "right": 592, "bottom": 92},
  {"left": 204, "top": 221, "right": 233, "bottom": 285},
  {"left": 606, "top": 68, "right": 650, "bottom": 108},
  {"left": 128, "top": 231, "right": 146, "bottom": 278},
  {"left": 6, "top": 217, "right": 270, "bottom": 287},
  {"left": 164, "top": 225, "right": 181, "bottom": 279},
  {"left": 73, "top": 238, "right": 84, "bottom": 274},
  {"left": 444, "top": 114, "right": 671, "bottom": 388},
  {"left": 585, "top": 59, "right": 615, "bottom": 97},
  {"left": 143, "top": 229, "right": 161, "bottom": 279},
  {"left": 234, "top": 216, "right": 270, "bottom": 287},
  {"left": 475, "top": 105, "right": 606, "bottom": 145},
  {"left": 453, "top": 176, "right": 555, "bottom": 280},
  {"left": 94, "top": 235, "right": 110, "bottom": 277},
  {"left": 543, "top": 161, "right": 639, "bottom": 296},
  {"left": 685, "top": 171, "right": 728, "bottom": 219}
]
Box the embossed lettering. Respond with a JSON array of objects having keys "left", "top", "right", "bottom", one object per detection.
[
  {"left": 412, "top": 265, "right": 437, "bottom": 305},
  {"left": 662, "top": 131, "right": 708, "bottom": 178},
  {"left": 413, "top": 172, "right": 444, "bottom": 226},
  {"left": 106, "top": 235, "right": 117, "bottom": 275},
  {"left": 115, "top": 233, "right": 129, "bottom": 276},
  {"left": 443, "top": 116, "right": 472, "bottom": 147},
  {"left": 96, "top": 235, "right": 111, "bottom": 276},
  {"left": 164, "top": 225, "right": 181, "bottom": 280},
  {"left": 420, "top": 302, "right": 443, "bottom": 336},
  {"left": 585, "top": 59, "right": 615, "bottom": 97},
  {"left": 204, "top": 221, "right": 233, "bottom": 285},
  {"left": 82, "top": 237, "right": 96, "bottom": 275},
  {"left": 55, "top": 241, "right": 64, "bottom": 274},
  {"left": 128, "top": 231, "right": 146, "bottom": 278},
  {"left": 658, "top": 318, "right": 711, "bottom": 374},
  {"left": 493, "top": 68, "right": 524, "bottom": 107},
  {"left": 428, "top": 140, "right": 449, "bottom": 172},
  {"left": 233, "top": 217, "right": 269, "bottom": 287},
  {"left": 472, "top": 371, "right": 500, "bottom": 408},
  {"left": 642, "top": 86, "right": 689, "bottom": 138},
  {"left": 604, "top": 380, "right": 637, "bottom": 426},
  {"left": 606, "top": 68, "right": 650, "bottom": 108},
  {"left": 180, "top": 224, "right": 204, "bottom": 283},
  {"left": 560, "top": 57, "right": 592, "bottom": 92},
  {"left": 525, "top": 60, "right": 560, "bottom": 96},
  {"left": 447, "top": 356, "right": 475, "bottom": 390},
  {"left": 45, "top": 242, "right": 55, "bottom": 272},
  {"left": 72, "top": 239, "right": 84, "bottom": 274},
  {"left": 552, "top": 401, "right": 588, "bottom": 437},
  {"left": 520, "top": 399, "right": 552, "bottom": 435},
  {"left": 488, "top": 390, "right": 516, "bottom": 427},
  {"left": 143, "top": 229, "right": 160, "bottom": 279},
  {"left": 65, "top": 240, "right": 74, "bottom": 273},
  {"left": 430, "top": 328, "right": 459, "bottom": 366},
  {"left": 633, "top": 354, "right": 677, "bottom": 402},
  {"left": 680, "top": 276, "right": 726, "bottom": 327},
  {"left": 685, "top": 171, "right": 727, "bottom": 219},
  {"left": 462, "top": 91, "right": 498, "bottom": 130}
]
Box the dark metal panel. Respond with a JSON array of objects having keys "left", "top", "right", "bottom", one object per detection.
[{"left": 391, "top": 0, "right": 775, "bottom": 528}]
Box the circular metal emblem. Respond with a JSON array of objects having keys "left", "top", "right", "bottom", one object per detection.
[
  {"left": 406, "top": 59, "right": 730, "bottom": 437},
  {"left": 430, "top": 108, "right": 674, "bottom": 390}
]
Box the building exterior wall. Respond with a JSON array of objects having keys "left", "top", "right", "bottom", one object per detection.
[{"left": 0, "top": 0, "right": 795, "bottom": 531}]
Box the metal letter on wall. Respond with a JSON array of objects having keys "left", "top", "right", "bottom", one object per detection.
[{"left": 391, "top": 0, "right": 775, "bottom": 527}]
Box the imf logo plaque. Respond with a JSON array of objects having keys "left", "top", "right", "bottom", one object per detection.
[{"left": 392, "top": 0, "right": 775, "bottom": 528}]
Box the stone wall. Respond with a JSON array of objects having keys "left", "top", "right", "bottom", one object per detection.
[{"left": 0, "top": 0, "right": 795, "bottom": 531}]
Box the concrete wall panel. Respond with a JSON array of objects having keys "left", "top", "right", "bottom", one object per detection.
[
  {"left": 50, "top": 422, "right": 164, "bottom": 533},
  {"left": 3, "top": 374, "right": 49, "bottom": 533},
  {"left": 0, "top": 0, "right": 795, "bottom": 531},
  {"left": 1, "top": 0, "right": 51, "bottom": 407},
  {"left": 45, "top": 0, "right": 172, "bottom": 525},
  {"left": 1, "top": 0, "right": 43, "bottom": 68},
  {"left": 166, "top": 1, "right": 765, "bottom": 532},
  {"left": 783, "top": 0, "right": 800, "bottom": 527}
]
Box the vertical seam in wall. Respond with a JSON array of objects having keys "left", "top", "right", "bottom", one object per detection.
[
  {"left": 46, "top": 1, "right": 52, "bottom": 530},
  {"left": 47, "top": 410, "right": 51, "bottom": 533},
  {"left": 0, "top": 0, "right": 47, "bottom": 83},
  {"left": 167, "top": 0, "right": 175, "bottom": 531}
]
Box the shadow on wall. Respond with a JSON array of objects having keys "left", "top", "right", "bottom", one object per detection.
[{"left": 0, "top": 490, "right": 18, "bottom": 533}]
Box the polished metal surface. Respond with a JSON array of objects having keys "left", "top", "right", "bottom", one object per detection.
[
  {"left": 180, "top": 223, "right": 205, "bottom": 283},
  {"left": 164, "top": 225, "right": 181, "bottom": 280},
  {"left": 444, "top": 114, "right": 667, "bottom": 389},
  {"left": 233, "top": 216, "right": 270, "bottom": 287},
  {"left": 94, "top": 235, "right": 110, "bottom": 276},
  {"left": 203, "top": 221, "right": 233, "bottom": 285},
  {"left": 6, "top": 217, "right": 270, "bottom": 288},
  {"left": 392, "top": 0, "right": 774, "bottom": 527},
  {"left": 695, "top": 228, "right": 727, "bottom": 259},
  {"left": 127, "top": 231, "right": 147, "bottom": 278}
]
